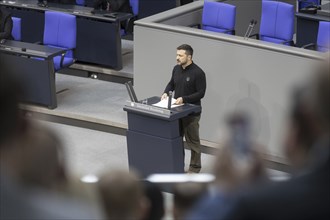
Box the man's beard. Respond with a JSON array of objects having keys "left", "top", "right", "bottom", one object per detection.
[{"left": 177, "top": 59, "right": 187, "bottom": 66}]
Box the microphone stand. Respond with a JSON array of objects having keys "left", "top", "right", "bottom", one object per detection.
[
  {"left": 167, "top": 91, "right": 173, "bottom": 110},
  {"left": 37, "top": 0, "right": 48, "bottom": 7},
  {"left": 246, "top": 20, "right": 257, "bottom": 39},
  {"left": 244, "top": 19, "right": 254, "bottom": 39}
]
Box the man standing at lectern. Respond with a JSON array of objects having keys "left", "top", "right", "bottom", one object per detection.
[{"left": 161, "top": 44, "right": 206, "bottom": 173}]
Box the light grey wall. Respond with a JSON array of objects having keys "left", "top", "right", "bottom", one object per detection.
[{"left": 133, "top": 1, "right": 325, "bottom": 159}]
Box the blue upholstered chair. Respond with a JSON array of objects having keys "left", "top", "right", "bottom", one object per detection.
[
  {"left": 250, "top": 1, "right": 294, "bottom": 45},
  {"left": 201, "top": 1, "right": 236, "bottom": 35},
  {"left": 316, "top": 21, "right": 330, "bottom": 52},
  {"left": 130, "top": 0, "right": 139, "bottom": 17},
  {"left": 76, "top": 0, "right": 85, "bottom": 6},
  {"left": 121, "top": 0, "right": 139, "bottom": 35},
  {"left": 302, "top": 21, "right": 330, "bottom": 52},
  {"left": 43, "top": 11, "right": 77, "bottom": 71},
  {"left": 11, "top": 17, "right": 21, "bottom": 41}
]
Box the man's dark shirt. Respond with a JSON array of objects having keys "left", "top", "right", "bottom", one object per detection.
[{"left": 164, "top": 62, "right": 206, "bottom": 107}]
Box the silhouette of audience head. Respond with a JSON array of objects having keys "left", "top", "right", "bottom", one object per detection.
[
  {"left": 141, "top": 180, "right": 165, "bottom": 220},
  {"left": 98, "top": 169, "right": 149, "bottom": 220},
  {"left": 173, "top": 181, "right": 208, "bottom": 220},
  {"left": 1, "top": 123, "right": 67, "bottom": 190},
  {"left": 284, "top": 59, "right": 330, "bottom": 172},
  {"left": 1, "top": 72, "right": 67, "bottom": 191}
]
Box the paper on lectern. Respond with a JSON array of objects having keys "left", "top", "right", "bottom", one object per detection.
[{"left": 152, "top": 97, "right": 183, "bottom": 108}]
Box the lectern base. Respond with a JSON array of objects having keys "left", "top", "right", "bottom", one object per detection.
[{"left": 127, "top": 130, "right": 184, "bottom": 178}]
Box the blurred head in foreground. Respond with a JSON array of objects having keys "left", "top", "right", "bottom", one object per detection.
[
  {"left": 98, "top": 170, "right": 149, "bottom": 220},
  {"left": 284, "top": 58, "right": 330, "bottom": 172}
]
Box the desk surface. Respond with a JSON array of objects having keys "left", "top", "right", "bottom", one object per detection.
[
  {"left": 124, "top": 96, "right": 201, "bottom": 121},
  {"left": 0, "top": 0, "right": 133, "bottom": 22},
  {"left": 296, "top": 12, "right": 330, "bottom": 21},
  {"left": 0, "top": 40, "right": 65, "bottom": 58},
  {"left": 317, "top": 2, "right": 330, "bottom": 17}
]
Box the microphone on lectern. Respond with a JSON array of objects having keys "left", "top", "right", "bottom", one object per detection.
[{"left": 167, "top": 91, "right": 173, "bottom": 110}]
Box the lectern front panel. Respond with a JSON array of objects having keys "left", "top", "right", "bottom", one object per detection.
[
  {"left": 127, "top": 113, "right": 181, "bottom": 139},
  {"left": 127, "top": 130, "right": 184, "bottom": 177}
]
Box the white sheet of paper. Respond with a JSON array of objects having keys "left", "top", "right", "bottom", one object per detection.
[{"left": 152, "top": 97, "right": 183, "bottom": 109}]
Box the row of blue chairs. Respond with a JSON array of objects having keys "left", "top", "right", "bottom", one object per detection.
[
  {"left": 11, "top": 11, "right": 77, "bottom": 72},
  {"left": 198, "top": 0, "right": 329, "bottom": 51},
  {"left": 199, "top": 1, "right": 294, "bottom": 45},
  {"left": 11, "top": 0, "right": 141, "bottom": 72},
  {"left": 10, "top": 0, "right": 328, "bottom": 69}
]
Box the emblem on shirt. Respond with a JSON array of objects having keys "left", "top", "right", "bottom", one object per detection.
[{"left": 186, "top": 77, "right": 190, "bottom": 82}]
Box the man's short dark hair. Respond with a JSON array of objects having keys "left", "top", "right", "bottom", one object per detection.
[{"left": 177, "top": 44, "right": 193, "bottom": 57}]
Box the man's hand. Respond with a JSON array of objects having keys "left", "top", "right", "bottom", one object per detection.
[
  {"left": 161, "top": 93, "right": 168, "bottom": 100},
  {"left": 175, "top": 97, "right": 183, "bottom": 105}
]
